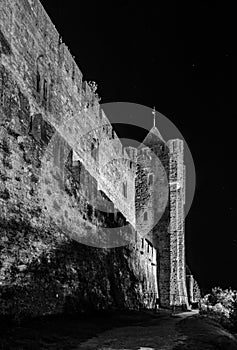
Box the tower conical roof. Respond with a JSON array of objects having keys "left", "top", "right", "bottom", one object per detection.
[{"left": 139, "top": 125, "right": 165, "bottom": 149}]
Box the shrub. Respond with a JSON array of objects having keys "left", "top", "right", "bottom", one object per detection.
[{"left": 199, "top": 287, "right": 237, "bottom": 331}]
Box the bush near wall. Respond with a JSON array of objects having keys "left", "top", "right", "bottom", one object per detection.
[{"left": 199, "top": 287, "right": 237, "bottom": 332}]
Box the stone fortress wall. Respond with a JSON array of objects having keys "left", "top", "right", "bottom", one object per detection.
[
  {"left": 0, "top": 0, "right": 198, "bottom": 318},
  {"left": 0, "top": 0, "right": 135, "bottom": 230},
  {"left": 0, "top": 0, "right": 158, "bottom": 318}
]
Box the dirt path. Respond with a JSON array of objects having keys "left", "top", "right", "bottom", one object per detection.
[
  {"left": 76, "top": 310, "right": 195, "bottom": 350},
  {"left": 76, "top": 310, "right": 237, "bottom": 350},
  {"left": 1, "top": 309, "right": 237, "bottom": 349}
]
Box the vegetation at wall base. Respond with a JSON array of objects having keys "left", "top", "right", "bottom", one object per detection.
[{"left": 199, "top": 287, "right": 237, "bottom": 333}]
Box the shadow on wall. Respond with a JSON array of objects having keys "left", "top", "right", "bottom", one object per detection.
[
  {"left": 0, "top": 28, "right": 12, "bottom": 56},
  {"left": 0, "top": 217, "right": 143, "bottom": 321}
]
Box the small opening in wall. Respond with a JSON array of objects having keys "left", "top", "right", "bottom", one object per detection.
[
  {"left": 43, "top": 79, "right": 47, "bottom": 101},
  {"left": 144, "top": 212, "right": 148, "bottom": 221},
  {"left": 91, "top": 142, "right": 95, "bottom": 158},
  {"left": 122, "top": 181, "right": 127, "bottom": 198},
  {"left": 36, "top": 69, "right": 41, "bottom": 93},
  {"left": 91, "top": 138, "right": 98, "bottom": 160},
  {"left": 72, "top": 64, "right": 75, "bottom": 81},
  {"left": 141, "top": 238, "right": 144, "bottom": 249},
  {"left": 148, "top": 174, "right": 153, "bottom": 185}
]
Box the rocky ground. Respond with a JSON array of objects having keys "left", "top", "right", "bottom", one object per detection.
[{"left": 1, "top": 309, "right": 237, "bottom": 349}]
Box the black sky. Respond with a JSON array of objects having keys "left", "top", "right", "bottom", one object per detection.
[{"left": 40, "top": 0, "right": 237, "bottom": 291}]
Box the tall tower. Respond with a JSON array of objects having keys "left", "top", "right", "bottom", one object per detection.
[
  {"left": 136, "top": 117, "right": 170, "bottom": 306},
  {"left": 135, "top": 111, "right": 188, "bottom": 308},
  {"left": 167, "top": 139, "right": 188, "bottom": 307}
]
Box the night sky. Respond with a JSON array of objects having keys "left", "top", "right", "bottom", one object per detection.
[{"left": 40, "top": 0, "right": 236, "bottom": 292}]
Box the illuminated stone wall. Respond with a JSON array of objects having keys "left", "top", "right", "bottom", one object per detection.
[{"left": 0, "top": 0, "right": 157, "bottom": 318}]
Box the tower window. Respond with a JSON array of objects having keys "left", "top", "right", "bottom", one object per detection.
[
  {"left": 141, "top": 238, "right": 144, "bottom": 249},
  {"left": 144, "top": 212, "right": 148, "bottom": 221}
]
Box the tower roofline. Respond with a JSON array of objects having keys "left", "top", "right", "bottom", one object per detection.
[{"left": 138, "top": 125, "right": 165, "bottom": 149}]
